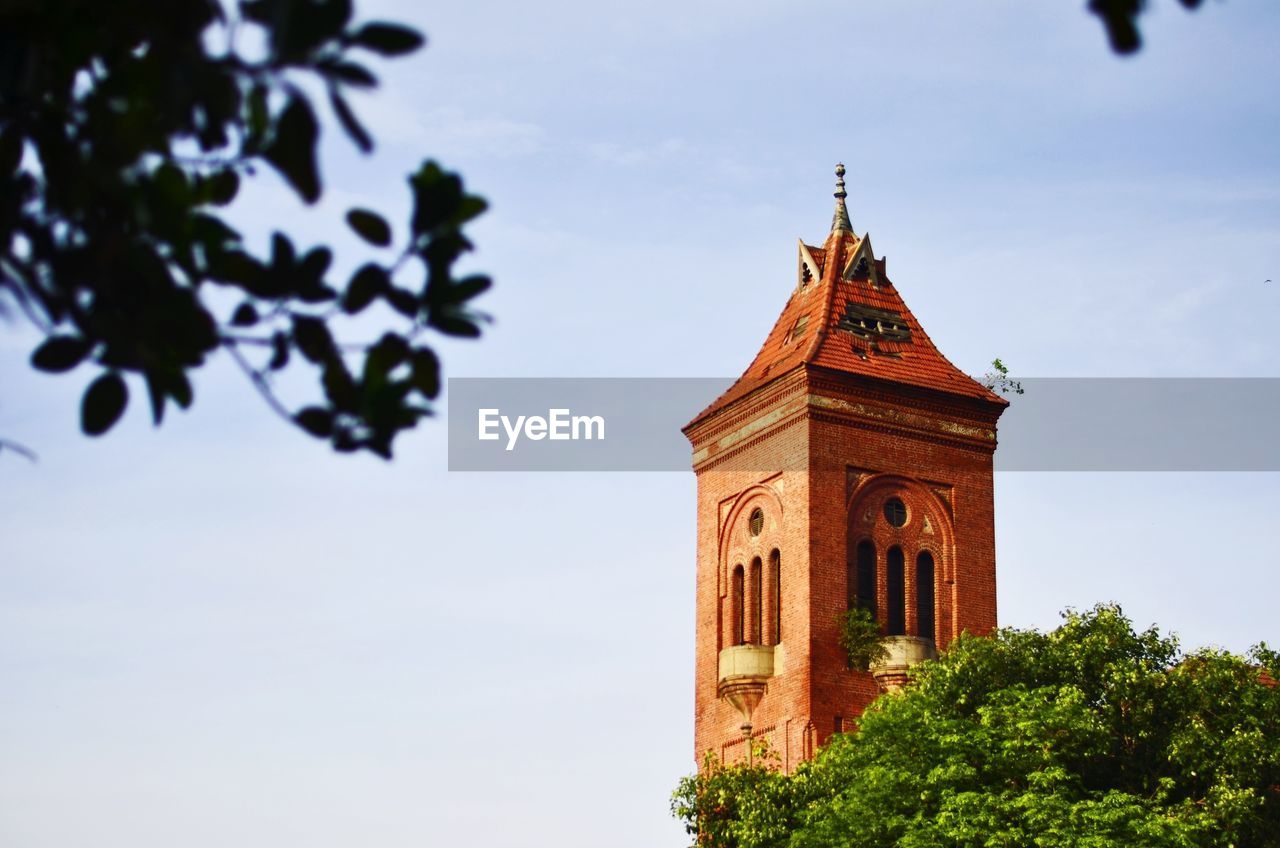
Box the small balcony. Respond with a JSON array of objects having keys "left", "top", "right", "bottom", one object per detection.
[
  {"left": 717, "top": 644, "right": 780, "bottom": 733},
  {"left": 868, "top": 635, "right": 936, "bottom": 692},
  {"left": 717, "top": 643, "right": 777, "bottom": 686}
]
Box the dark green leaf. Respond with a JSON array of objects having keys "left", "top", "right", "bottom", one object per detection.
[
  {"left": 170, "top": 372, "right": 193, "bottom": 408},
  {"left": 385, "top": 287, "right": 419, "bottom": 318},
  {"left": 231, "top": 302, "right": 259, "bottom": 326},
  {"left": 271, "top": 232, "right": 296, "bottom": 271},
  {"left": 191, "top": 213, "right": 241, "bottom": 248},
  {"left": 455, "top": 196, "right": 488, "bottom": 224},
  {"left": 207, "top": 170, "right": 240, "bottom": 205},
  {"left": 324, "top": 61, "right": 377, "bottom": 88},
  {"left": 144, "top": 371, "right": 167, "bottom": 425},
  {"left": 321, "top": 358, "right": 357, "bottom": 410},
  {"left": 298, "top": 247, "right": 333, "bottom": 282},
  {"left": 153, "top": 162, "right": 190, "bottom": 206},
  {"left": 449, "top": 275, "right": 491, "bottom": 303},
  {"left": 206, "top": 249, "right": 264, "bottom": 290},
  {"left": 409, "top": 161, "right": 457, "bottom": 234},
  {"left": 251, "top": 0, "right": 348, "bottom": 59},
  {"left": 81, "top": 373, "right": 128, "bottom": 436},
  {"left": 365, "top": 333, "right": 410, "bottom": 379},
  {"left": 269, "top": 332, "right": 290, "bottom": 370},
  {"left": 292, "top": 315, "right": 333, "bottom": 363},
  {"left": 298, "top": 284, "right": 339, "bottom": 304},
  {"left": 239, "top": 0, "right": 273, "bottom": 25},
  {"left": 343, "top": 263, "right": 388, "bottom": 314},
  {"left": 263, "top": 97, "right": 321, "bottom": 203},
  {"left": 1089, "top": 0, "right": 1143, "bottom": 54},
  {"left": 429, "top": 312, "right": 481, "bottom": 338},
  {"left": 348, "top": 22, "right": 425, "bottom": 56},
  {"left": 410, "top": 347, "right": 440, "bottom": 399},
  {"left": 297, "top": 245, "right": 339, "bottom": 303},
  {"left": 310, "top": 0, "right": 354, "bottom": 46},
  {"left": 346, "top": 209, "right": 392, "bottom": 246},
  {"left": 0, "top": 126, "right": 23, "bottom": 176},
  {"left": 295, "top": 406, "right": 334, "bottom": 438},
  {"left": 246, "top": 83, "right": 270, "bottom": 145},
  {"left": 329, "top": 88, "right": 373, "bottom": 153},
  {"left": 31, "top": 336, "right": 91, "bottom": 373}
]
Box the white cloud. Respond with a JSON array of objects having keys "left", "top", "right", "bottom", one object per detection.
[
  {"left": 586, "top": 136, "right": 689, "bottom": 167},
  {"left": 354, "top": 92, "right": 547, "bottom": 158}
]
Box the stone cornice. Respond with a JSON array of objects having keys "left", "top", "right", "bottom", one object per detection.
[
  {"left": 693, "top": 410, "right": 808, "bottom": 472},
  {"left": 685, "top": 368, "right": 807, "bottom": 447},
  {"left": 807, "top": 408, "right": 996, "bottom": 457},
  {"left": 805, "top": 366, "right": 1005, "bottom": 427}
]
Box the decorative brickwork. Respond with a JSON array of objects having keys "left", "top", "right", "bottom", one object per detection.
[{"left": 684, "top": 169, "right": 1006, "bottom": 771}]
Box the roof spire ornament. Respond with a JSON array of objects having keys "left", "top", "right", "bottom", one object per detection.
[{"left": 831, "top": 163, "right": 853, "bottom": 234}]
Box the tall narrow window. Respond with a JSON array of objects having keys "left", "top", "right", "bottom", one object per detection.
[
  {"left": 855, "top": 540, "right": 876, "bottom": 617},
  {"left": 916, "top": 551, "right": 935, "bottom": 641},
  {"left": 770, "top": 549, "right": 782, "bottom": 645},
  {"left": 731, "top": 565, "right": 745, "bottom": 645},
  {"left": 749, "top": 557, "right": 762, "bottom": 644},
  {"left": 887, "top": 546, "right": 905, "bottom": 636},
  {"left": 846, "top": 545, "right": 856, "bottom": 609}
]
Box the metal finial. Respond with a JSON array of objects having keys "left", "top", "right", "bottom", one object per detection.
[{"left": 831, "top": 163, "right": 852, "bottom": 233}]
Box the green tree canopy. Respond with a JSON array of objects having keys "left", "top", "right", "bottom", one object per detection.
[
  {"left": 674, "top": 605, "right": 1280, "bottom": 848},
  {"left": 0, "top": 0, "right": 489, "bottom": 458}
]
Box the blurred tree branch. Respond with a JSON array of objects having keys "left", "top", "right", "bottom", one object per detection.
[
  {"left": 1089, "top": 0, "right": 1207, "bottom": 54},
  {"left": 0, "top": 0, "right": 490, "bottom": 458}
]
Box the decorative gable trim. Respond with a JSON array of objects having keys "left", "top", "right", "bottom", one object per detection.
[
  {"left": 798, "top": 240, "right": 822, "bottom": 289},
  {"left": 842, "top": 233, "right": 879, "bottom": 285}
]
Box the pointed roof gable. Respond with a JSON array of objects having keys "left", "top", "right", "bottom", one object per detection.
[{"left": 686, "top": 168, "right": 1004, "bottom": 431}]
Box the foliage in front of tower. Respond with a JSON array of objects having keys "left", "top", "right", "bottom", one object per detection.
[
  {"left": 672, "top": 746, "right": 798, "bottom": 848},
  {"left": 838, "top": 606, "right": 888, "bottom": 672},
  {"left": 673, "top": 604, "right": 1280, "bottom": 848}
]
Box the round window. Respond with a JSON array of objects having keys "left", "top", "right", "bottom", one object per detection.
[
  {"left": 748, "top": 507, "right": 764, "bottom": 536},
  {"left": 883, "top": 497, "right": 907, "bottom": 528}
]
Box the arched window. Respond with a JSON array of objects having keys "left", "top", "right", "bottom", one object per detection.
[
  {"left": 887, "top": 546, "right": 905, "bottom": 636},
  {"left": 731, "top": 565, "right": 745, "bottom": 645},
  {"left": 854, "top": 540, "right": 876, "bottom": 617},
  {"left": 770, "top": 549, "right": 782, "bottom": 645},
  {"left": 749, "top": 556, "right": 763, "bottom": 644},
  {"left": 916, "top": 551, "right": 935, "bottom": 641}
]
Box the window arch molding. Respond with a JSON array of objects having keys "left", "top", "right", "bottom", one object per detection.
[
  {"left": 846, "top": 473, "right": 955, "bottom": 644},
  {"left": 717, "top": 483, "right": 785, "bottom": 590},
  {"left": 914, "top": 543, "right": 944, "bottom": 571},
  {"left": 845, "top": 473, "right": 956, "bottom": 582},
  {"left": 719, "top": 483, "right": 786, "bottom": 651}
]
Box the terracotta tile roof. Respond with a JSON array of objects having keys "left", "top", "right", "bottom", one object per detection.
[{"left": 686, "top": 229, "right": 1005, "bottom": 430}]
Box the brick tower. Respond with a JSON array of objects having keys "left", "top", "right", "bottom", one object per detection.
[{"left": 683, "top": 166, "right": 1007, "bottom": 771}]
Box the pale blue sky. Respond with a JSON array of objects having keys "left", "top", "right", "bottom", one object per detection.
[{"left": 3, "top": 2, "right": 1280, "bottom": 846}]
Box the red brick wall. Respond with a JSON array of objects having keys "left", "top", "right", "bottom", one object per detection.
[{"left": 687, "top": 367, "right": 1002, "bottom": 770}]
